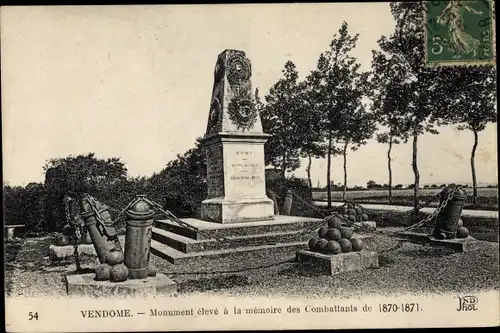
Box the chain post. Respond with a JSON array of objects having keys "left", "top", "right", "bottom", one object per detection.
[{"left": 64, "top": 195, "right": 82, "bottom": 272}]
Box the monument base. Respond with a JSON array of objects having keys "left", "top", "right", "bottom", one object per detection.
[
  {"left": 427, "top": 235, "right": 481, "bottom": 252},
  {"left": 296, "top": 250, "right": 379, "bottom": 276},
  {"left": 201, "top": 196, "right": 274, "bottom": 223},
  {"left": 397, "top": 232, "right": 481, "bottom": 252},
  {"left": 65, "top": 273, "right": 177, "bottom": 297}
]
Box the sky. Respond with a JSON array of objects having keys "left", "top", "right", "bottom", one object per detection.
[{"left": 1, "top": 4, "right": 498, "bottom": 188}]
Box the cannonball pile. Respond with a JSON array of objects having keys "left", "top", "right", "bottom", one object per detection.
[
  {"left": 95, "top": 247, "right": 158, "bottom": 282},
  {"left": 434, "top": 218, "right": 470, "bottom": 239},
  {"left": 338, "top": 202, "right": 369, "bottom": 222},
  {"left": 456, "top": 218, "right": 469, "bottom": 239},
  {"left": 308, "top": 215, "right": 364, "bottom": 254},
  {"left": 95, "top": 246, "right": 128, "bottom": 283},
  {"left": 53, "top": 223, "right": 92, "bottom": 247}
]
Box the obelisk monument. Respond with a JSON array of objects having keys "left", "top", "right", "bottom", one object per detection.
[{"left": 200, "top": 49, "right": 274, "bottom": 223}]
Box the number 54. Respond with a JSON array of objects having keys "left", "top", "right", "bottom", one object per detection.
[{"left": 28, "top": 312, "right": 39, "bottom": 320}]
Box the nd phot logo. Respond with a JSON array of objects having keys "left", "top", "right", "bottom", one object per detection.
[{"left": 455, "top": 295, "right": 478, "bottom": 312}]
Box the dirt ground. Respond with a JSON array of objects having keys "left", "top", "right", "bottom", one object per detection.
[{"left": 4, "top": 231, "right": 499, "bottom": 299}]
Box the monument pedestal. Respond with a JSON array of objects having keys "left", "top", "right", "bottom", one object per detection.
[
  {"left": 201, "top": 196, "right": 274, "bottom": 224},
  {"left": 427, "top": 235, "right": 481, "bottom": 252},
  {"left": 296, "top": 250, "right": 379, "bottom": 276},
  {"left": 397, "top": 232, "right": 481, "bottom": 252},
  {"left": 201, "top": 133, "right": 274, "bottom": 224}
]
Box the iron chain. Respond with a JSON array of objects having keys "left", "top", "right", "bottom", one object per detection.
[{"left": 402, "top": 185, "right": 461, "bottom": 232}]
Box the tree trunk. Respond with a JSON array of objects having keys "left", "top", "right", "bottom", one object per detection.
[
  {"left": 306, "top": 153, "right": 312, "bottom": 189},
  {"left": 471, "top": 128, "right": 479, "bottom": 208},
  {"left": 388, "top": 136, "right": 393, "bottom": 204},
  {"left": 412, "top": 130, "right": 420, "bottom": 214},
  {"left": 342, "top": 140, "right": 349, "bottom": 202},
  {"left": 327, "top": 130, "right": 333, "bottom": 209}
]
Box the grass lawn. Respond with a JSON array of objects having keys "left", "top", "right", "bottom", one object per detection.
[
  {"left": 5, "top": 232, "right": 499, "bottom": 298},
  {"left": 312, "top": 188, "right": 498, "bottom": 211}
]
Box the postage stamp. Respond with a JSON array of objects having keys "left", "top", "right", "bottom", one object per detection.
[{"left": 425, "top": 0, "right": 496, "bottom": 66}]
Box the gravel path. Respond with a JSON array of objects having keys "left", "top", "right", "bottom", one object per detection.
[
  {"left": 5, "top": 236, "right": 98, "bottom": 298},
  {"left": 5, "top": 234, "right": 498, "bottom": 299}
]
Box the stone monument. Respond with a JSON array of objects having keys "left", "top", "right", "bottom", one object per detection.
[
  {"left": 150, "top": 49, "right": 325, "bottom": 264},
  {"left": 200, "top": 49, "right": 274, "bottom": 223}
]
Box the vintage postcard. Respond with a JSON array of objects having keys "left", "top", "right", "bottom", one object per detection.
[{"left": 2, "top": 2, "right": 499, "bottom": 332}]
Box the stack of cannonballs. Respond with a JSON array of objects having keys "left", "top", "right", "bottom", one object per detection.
[
  {"left": 338, "top": 202, "right": 369, "bottom": 222},
  {"left": 94, "top": 245, "right": 129, "bottom": 283},
  {"left": 308, "top": 215, "right": 364, "bottom": 254},
  {"left": 453, "top": 218, "right": 470, "bottom": 239},
  {"left": 53, "top": 223, "right": 92, "bottom": 247},
  {"left": 432, "top": 218, "right": 470, "bottom": 240}
]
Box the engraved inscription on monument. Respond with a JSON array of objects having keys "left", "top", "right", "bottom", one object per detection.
[{"left": 224, "top": 147, "right": 266, "bottom": 199}]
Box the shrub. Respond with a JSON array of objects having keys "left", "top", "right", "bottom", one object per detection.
[
  {"left": 142, "top": 139, "right": 207, "bottom": 218},
  {"left": 3, "top": 183, "right": 45, "bottom": 232}
]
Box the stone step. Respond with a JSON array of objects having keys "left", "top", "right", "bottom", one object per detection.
[
  {"left": 154, "top": 220, "right": 198, "bottom": 240},
  {"left": 151, "top": 227, "right": 311, "bottom": 254},
  {"left": 150, "top": 239, "right": 309, "bottom": 265},
  {"left": 152, "top": 228, "right": 201, "bottom": 253},
  {"left": 150, "top": 233, "right": 375, "bottom": 265},
  {"left": 154, "top": 215, "right": 325, "bottom": 240}
]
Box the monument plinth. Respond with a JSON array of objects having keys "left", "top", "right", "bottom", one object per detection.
[
  {"left": 296, "top": 250, "right": 379, "bottom": 276},
  {"left": 201, "top": 49, "right": 274, "bottom": 224}
]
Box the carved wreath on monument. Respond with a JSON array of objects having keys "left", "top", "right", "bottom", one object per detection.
[
  {"left": 207, "top": 98, "right": 222, "bottom": 134},
  {"left": 226, "top": 52, "right": 256, "bottom": 131},
  {"left": 228, "top": 89, "right": 257, "bottom": 131},
  {"left": 226, "top": 52, "right": 252, "bottom": 87}
]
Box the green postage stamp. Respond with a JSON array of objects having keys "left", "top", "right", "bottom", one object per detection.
[{"left": 425, "top": 0, "right": 495, "bottom": 66}]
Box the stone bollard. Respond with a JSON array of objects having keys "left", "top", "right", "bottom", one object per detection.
[
  {"left": 267, "top": 189, "right": 280, "bottom": 215},
  {"left": 282, "top": 190, "right": 293, "bottom": 216},
  {"left": 7, "top": 227, "right": 14, "bottom": 241},
  {"left": 124, "top": 195, "right": 155, "bottom": 279}
]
